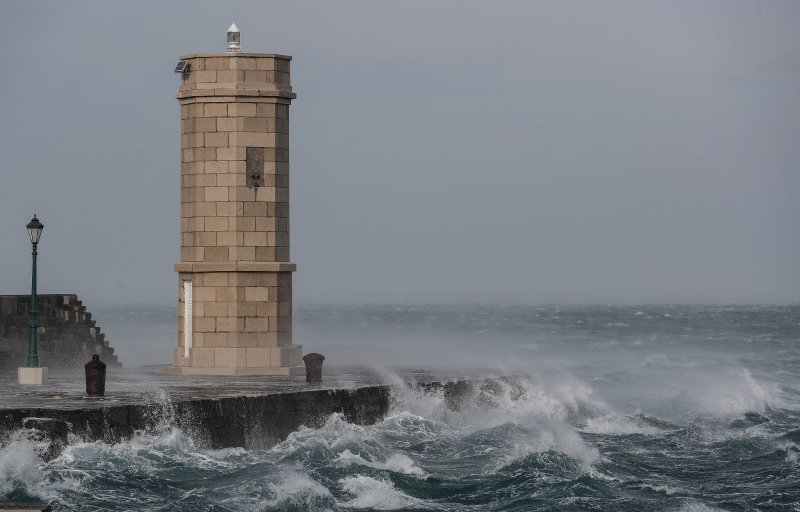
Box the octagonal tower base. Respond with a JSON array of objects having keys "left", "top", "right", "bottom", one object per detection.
[{"left": 164, "top": 50, "right": 304, "bottom": 376}]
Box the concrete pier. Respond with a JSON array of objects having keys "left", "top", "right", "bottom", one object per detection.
[{"left": 0, "top": 367, "right": 509, "bottom": 460}]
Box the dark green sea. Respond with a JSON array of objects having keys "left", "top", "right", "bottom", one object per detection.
[{"left": 1, "top": 304, "right": 798, "bottom": 511}]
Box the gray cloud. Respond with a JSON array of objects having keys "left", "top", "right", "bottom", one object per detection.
[{"left": 1, "top": 0, "right": 798, "bottom": 306}]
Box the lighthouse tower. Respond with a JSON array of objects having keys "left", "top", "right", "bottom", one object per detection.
[{"left": 167, "top": 25, "right": 303, "bottom": 375}]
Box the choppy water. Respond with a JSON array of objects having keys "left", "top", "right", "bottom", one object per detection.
[{"left": 2, "top": 304, "right": 799, "bottom": 511}]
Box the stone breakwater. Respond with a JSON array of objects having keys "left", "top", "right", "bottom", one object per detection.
[
  {"left": 0, "top": 378, "right": 501, "bottom": 461},
  {"left": 0, "top": 294, "right": 120, "bottom": 369}
]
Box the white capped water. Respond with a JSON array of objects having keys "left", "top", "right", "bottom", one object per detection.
[{"left": 1, "top": 304, "right": 798, "bottom": 510}]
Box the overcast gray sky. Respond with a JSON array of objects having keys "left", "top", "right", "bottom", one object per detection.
[{"left": 0, "top": 0, "right": 798, "bottom": 306}]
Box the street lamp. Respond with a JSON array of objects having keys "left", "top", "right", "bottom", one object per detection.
[
  {"left": 18, "top": 215, "right": 47, "bottom": 385},
  {"left": 26, "top": 215, "right": 43, "bottom": 367}
]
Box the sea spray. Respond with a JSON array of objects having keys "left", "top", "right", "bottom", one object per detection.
[
  {"left": 337, "top": 450, "right": 428, "bottom": 478},
  {"left": 339, "top": 475, "right": 422, "bottom": 510},
  {"left": 0, "top": 431, "right": 48, "bottom": 500},
  {"left": 0, "top": 304, "right": 798, "bottom": 511}
]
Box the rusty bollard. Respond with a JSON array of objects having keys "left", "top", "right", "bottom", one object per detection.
[
  {"left": 302, "top": 353, "right": 325, "bottom": 383},
  {"left": 85, "top": 354, "right": 106, "bottom": 397}
]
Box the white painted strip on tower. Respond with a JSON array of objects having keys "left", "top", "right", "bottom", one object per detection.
[{"left": 184, "top": 280, "right": 193, "bottom": 358}]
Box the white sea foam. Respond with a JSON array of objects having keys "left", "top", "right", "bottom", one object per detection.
[
  {"left": 378, "top": 410, "right": 445, "bottom": 444},
  {"left": 621, "top": 364, "right": 782, "bottom": 424},
  {"left": 673, "top": 502, "right": 727, "bottom": 512},
  {"left": 490, "top": 421, "right": 601, "bottom": 472},
  {"left": 667, "top": 368, "right": 778, "bottom": 419},
  {"left": 0, "top": 432, "right": 47, "bottom": 499},
  {"left": 261, "top": 470, "right": 334, "bottom": 510},
  {"left": 58, "top": 427, "right": 190, "bottom": 460},
  {"left": 775, "top": 440, "right": 800, "bottom": 463},
  {"left": 337, "top": 449, "right": 428, "bottom": 477},
  {"left": 204, "top": 446, "right": 249, "bottom": 459},
  {"left": 399, "top": 373, "right": 605, "bottom": 471},
  {"left": 53, "top": 426, "right": 243, "bottom": 476},
  {"left": 641, "top": 483, "right": 682, "bottom": 495},
  {"left": 382, "top": 372, "right": 606, "bottom": 471},
  {"left": 389, "top": 372, "right": 604, "bottom": 432},
  {"left": 272, "top": 412, "right": 379, "bottom": 461},
  {"left": 582, "top": 415, "right": 668, "bottom": 436},
  {"left": 340, "top": 475, "right": 421, "bottom": 510}
]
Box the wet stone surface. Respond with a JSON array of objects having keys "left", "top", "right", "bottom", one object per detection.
[
  {"left": 0, "top": 365, "right": 472, "bottom": 409},
  {"left": 0, "top": 365, "right": 497, "bottom": 459}
]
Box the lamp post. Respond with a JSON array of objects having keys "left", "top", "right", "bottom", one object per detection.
[
  {"left": 18, "top": 215, "right": 47, "bottom": 385},
  {"left": 26, "top": 215, "right": 43, "bottom": 367}
]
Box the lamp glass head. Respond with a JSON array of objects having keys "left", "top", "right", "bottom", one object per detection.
[
  {"left": 26, "top": 215, "right": 43, "bottom": 244},
  {"left": 227, "top": 22, "right": 240, "bottom": 52}
]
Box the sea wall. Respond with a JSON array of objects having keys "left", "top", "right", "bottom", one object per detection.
[
  {"left": 0, "top": 294, "right": 120, "bottom": 369},
  {"left": 0, "top": 379, "right": 498, "bottom": 460}
]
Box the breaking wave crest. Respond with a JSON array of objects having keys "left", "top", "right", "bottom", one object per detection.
[
  {"left": 340, "top": 475, "right": 422, "bottom": 510},
  {"left": 0, "top": 431, "right": 48, "bottom": 500},
  {"left": 1, "top": 367, "right": 797, "bottom": 511}
]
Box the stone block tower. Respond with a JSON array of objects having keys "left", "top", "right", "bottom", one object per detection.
[{"left": 167, "top": 30, "right": 303, "bottom": 375}]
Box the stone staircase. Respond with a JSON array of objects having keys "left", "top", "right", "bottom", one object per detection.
[{"left": 0, "top": 294, "right": 120, "bottom": 370}]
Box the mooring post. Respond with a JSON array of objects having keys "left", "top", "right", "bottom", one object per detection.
[
  {"left": 85, "top": 354, "right": 106, "bottom": 397},
  {"left": 302, "top": 353, "right": 325, "bottom": 383}
]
